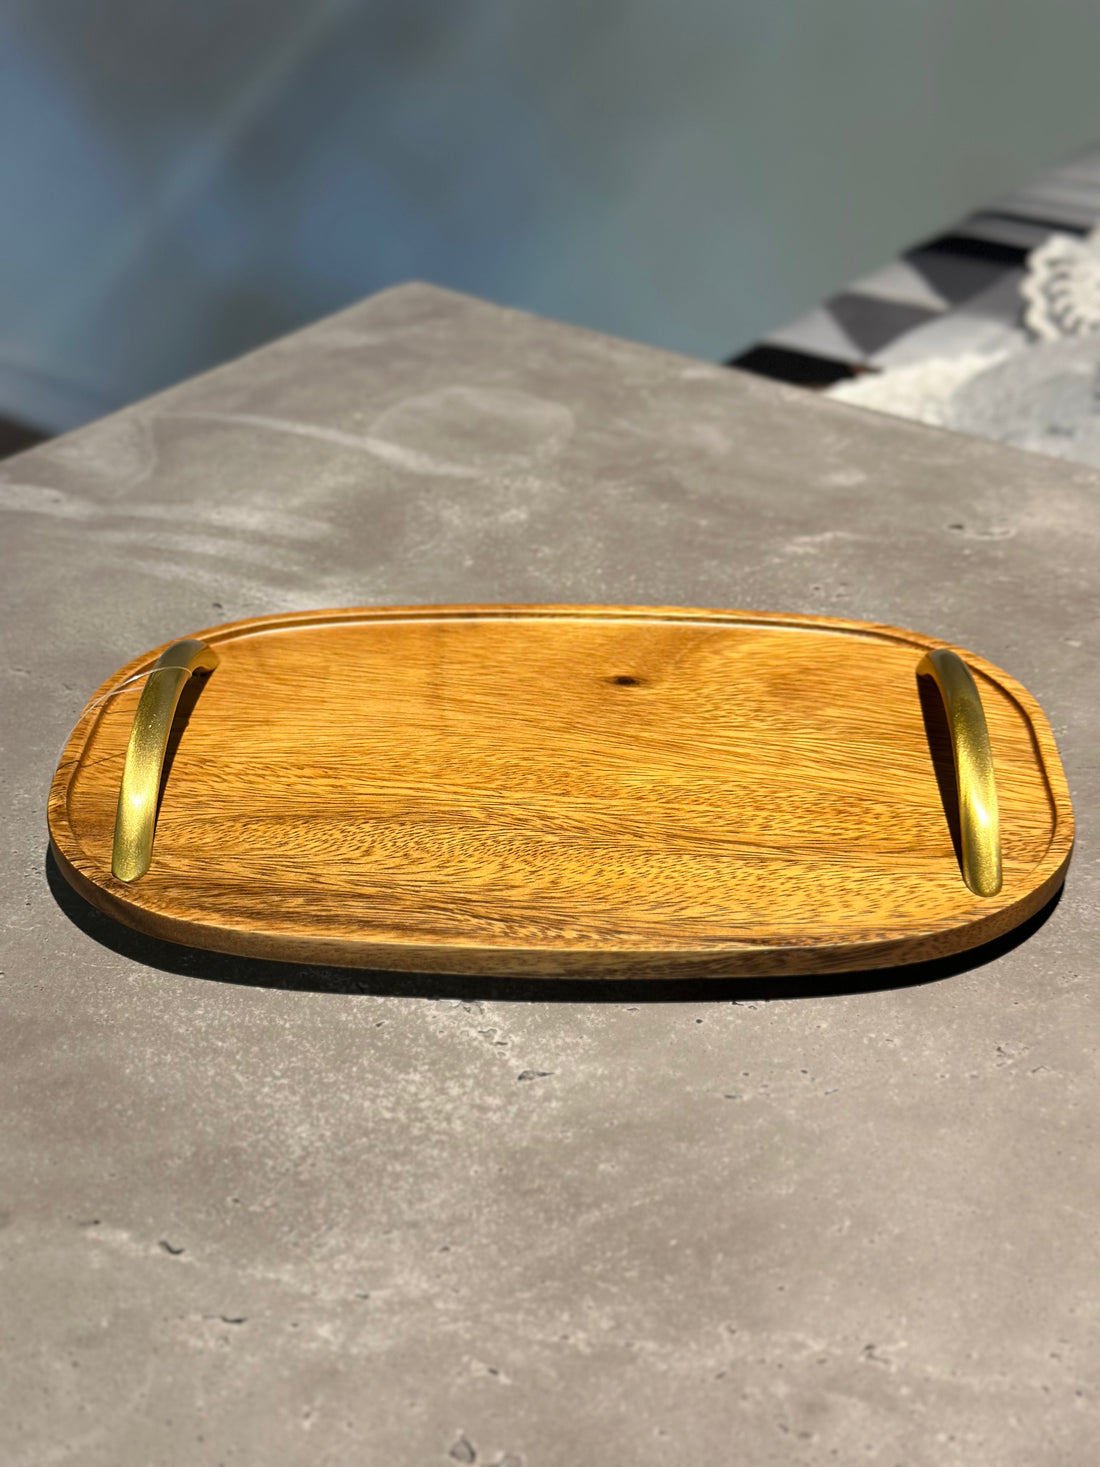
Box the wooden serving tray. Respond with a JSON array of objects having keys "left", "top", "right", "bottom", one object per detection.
[{"left": 48, "top": 606, "right": 1073, "bottom": 978}]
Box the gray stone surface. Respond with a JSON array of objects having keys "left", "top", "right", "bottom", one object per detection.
[{"left": 2, "top": 283, "right": 1097, "bottom": 1465}]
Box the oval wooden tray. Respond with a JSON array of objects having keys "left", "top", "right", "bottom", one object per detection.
[{"left": 48, "top": 606, "right": 1073, "bottom": 978}]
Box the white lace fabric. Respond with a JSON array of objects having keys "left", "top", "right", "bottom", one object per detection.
[
  {"left": 827, "top": 225, "right": 1100, "bottom": 467},
  {"left": 1022, "top": 226, "right": 1100, "bottom": 339}
]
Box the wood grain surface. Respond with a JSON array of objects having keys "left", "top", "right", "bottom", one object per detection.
[{"left": 48, "top": 606, "right": 1074, "bottom": 977}]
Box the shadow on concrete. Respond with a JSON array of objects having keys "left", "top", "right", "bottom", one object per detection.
[{"left": 45, "top": 848, "right": 1064, "bottom": 1004}]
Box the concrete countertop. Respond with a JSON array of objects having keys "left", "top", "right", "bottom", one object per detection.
[{"left": 2, "top": 283, "right": 1097, "bottom": 1465}]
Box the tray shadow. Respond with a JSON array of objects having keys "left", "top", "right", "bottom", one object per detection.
[
  {"left": 916, "top": 668, "right": 965, "bottom": 880},
  {"left": 45, "top": 848, "right": 1062, "bottom": 1004}
]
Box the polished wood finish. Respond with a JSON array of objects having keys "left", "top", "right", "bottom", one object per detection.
[{"left": 48, "top": 606, "right": 1074, "bottom": 977}]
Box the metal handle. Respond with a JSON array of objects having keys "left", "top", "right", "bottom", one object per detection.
[
  {"left": 917, "top": 648, "right": 1002, "bottom": 897},
  {"left": 112, "top": 638, "right": 219, "bottom": 882}
]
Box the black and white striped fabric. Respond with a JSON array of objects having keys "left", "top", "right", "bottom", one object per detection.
[{"left": 733, "top": 146, "right": 1100, "bottom": 387}]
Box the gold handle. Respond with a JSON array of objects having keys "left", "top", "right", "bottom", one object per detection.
[
  {"left": 917, "top": 648, "right": 1002, "bottom": 897},
  {"left": 112, "top": 638, "right": 219, "bottom": 882}
]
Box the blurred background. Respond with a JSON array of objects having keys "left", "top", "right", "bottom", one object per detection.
[{"left": 5, "top": 0, "right": 1100, "bottom": 442}]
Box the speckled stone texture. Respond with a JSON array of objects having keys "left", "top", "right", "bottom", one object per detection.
[{"left": 2, "top": 283, "right": 1097, "bottom": 1466}]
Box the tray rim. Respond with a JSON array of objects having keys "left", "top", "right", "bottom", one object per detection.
[{"left": 47, "top": 604, "right": 1075, "bottom": 977}]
